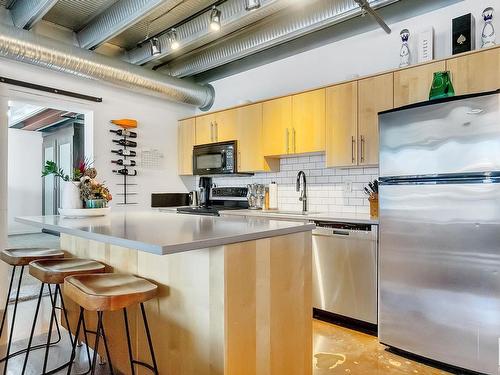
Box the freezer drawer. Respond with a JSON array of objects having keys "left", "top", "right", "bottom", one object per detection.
[
  {"left": 379, "top": 92, "right": 500, "bottom": 178},
  {"left": 313, "top": 225, "right": 378, "bottom": 324},
  {"left": 379, "top": 182, "right": 500, "bottom": 374}
]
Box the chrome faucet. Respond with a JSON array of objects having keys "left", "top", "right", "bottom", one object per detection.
[{"left": 296, "top": 170, "right": 307, "bottom": 213}]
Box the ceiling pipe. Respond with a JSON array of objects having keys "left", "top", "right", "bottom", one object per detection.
[
  {"left": 125, "top": 0, "right": 292, "bottom": 66},
  {"left": 77, "top": 0, "right": 168, "bottom": 50},
  {"left": 8, "top": 0, "right": 58, "bottom": 30},
  {"left": 162, "top": 0, "right": 398, "bottom": 78},
  {"left": 0, "top": 23, "right": 215, "bottom": 110}
]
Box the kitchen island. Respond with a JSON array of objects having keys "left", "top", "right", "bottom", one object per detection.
[{"left": 17, "top": 211, "right": 314, "bottom": 375}]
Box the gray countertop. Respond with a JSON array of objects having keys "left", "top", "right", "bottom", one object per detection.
[
  {"left": 219, "top": 209, "right": 377, "bottom": 225},
  {"left": 17, "top": 211, "right": 315, "bottom": 255},
  {"left": 158, "top": 207, "right": 378, "bottom": 225}
]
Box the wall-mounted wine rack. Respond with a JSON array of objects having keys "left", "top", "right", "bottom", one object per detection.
[{"left": 110, "top": 123, "right": 138, "bottom": 205}]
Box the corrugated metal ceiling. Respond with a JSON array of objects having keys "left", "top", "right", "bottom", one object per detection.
[{"left": 42, "top": 0, "right": 119, "bottom": 31}]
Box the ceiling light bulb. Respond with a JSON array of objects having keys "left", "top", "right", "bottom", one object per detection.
[
  {"left": 210, "top": 6, "right": 222, "bottom": 31},
  {"left": 168, "top": 28, "right": 180, "bottom": 50},
  {"left": 150, "top": 37, "right": 161, "bottom": 56},
  {"left": 245, "top": 0, "right": 261, "bottom": 11}
]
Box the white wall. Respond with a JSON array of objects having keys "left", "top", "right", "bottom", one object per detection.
[
  {"left": 0, "top": 58, "right": 196, "bottom": 215},
  {"left": 208, "top": 0, "right": 498, "bottom": 110},
  {"left": 7, "top": 129, "right": 43, "bottom": 234}
]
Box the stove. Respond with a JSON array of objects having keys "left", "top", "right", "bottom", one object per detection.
[{"left": 177, "top": 186, "right": 248, "bottom": 216}]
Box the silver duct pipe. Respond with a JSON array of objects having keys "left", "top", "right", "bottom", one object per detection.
[
  {"left": 0, "top": 23, "right": 214, "bottom": 110},
  {"left": 164, "top": 0, "right": 398, "bottom": 78}
]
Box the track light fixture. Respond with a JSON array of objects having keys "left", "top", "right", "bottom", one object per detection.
[
  {"left": 150, "top": 37, "right": 161, "bottom": 55},
  {"left": 210, "top": 6, "right": 222, "bottom": 31},
  {"left": 245, "top": 0, "right": 261, "bottom": 11},
  {"left": 168, "top": 28, "right": 180, "bottom": 50}
]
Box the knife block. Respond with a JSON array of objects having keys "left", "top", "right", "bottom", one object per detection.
[{"left": 369, "top": 195, "right": 379, "bottom": 218}]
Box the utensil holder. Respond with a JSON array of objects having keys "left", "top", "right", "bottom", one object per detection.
[{"left": 369, "top": 196, "right": 379, "bottom": 218}]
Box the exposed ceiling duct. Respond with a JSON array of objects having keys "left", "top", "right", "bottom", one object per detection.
[
  {"left": 77, "top": 0, "right": 168, "bottom": 50},
  {"left": 8, "top": 0, "right": 58, "bottom": 29},
  {"left": 0, "top": 22, "right": 215, "bottom": 110},
  {"left": 125, "top": 0, "right": 294, "bottom": 66},
  {"left": 162, "top": 0, "right": 398, "bottom": 78}
]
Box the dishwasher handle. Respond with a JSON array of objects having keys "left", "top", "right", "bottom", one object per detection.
[{"left": 312, "top": 222, "right": 377, "bottom": 241}]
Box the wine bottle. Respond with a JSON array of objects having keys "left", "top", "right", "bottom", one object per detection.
[
  {"left": 111, "top": 159, "right": 136, "bottom": 167},
  {"left": 112, "top": 139, "right": 137, "bottom": 147},
  {"left": 113, "top": 168, "right": 137, "bottom": 176},
  {"left": 111, "top": 149, "right": 136, "bottom": 157},
  {"left": 110, "top": 129, "right": 137, "bottom": 138}
]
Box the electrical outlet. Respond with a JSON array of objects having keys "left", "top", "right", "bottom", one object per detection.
[{"left": 343, "top": 179, "right": 353, "bottom": 193}]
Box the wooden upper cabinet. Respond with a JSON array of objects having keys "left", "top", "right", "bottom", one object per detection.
[
  {"left": 446, "top": 48, "right": 500, "bottom": 95},
  {"left": 292, "top": 89, "right": 326, "bottom": 154},
  {"left": 358, "top": 73, "right": 394, "bottom": 166},
  {"left": 394, "top": 61, "right": 446, "bottom": 107},
  {"left": 326, "top": 81, "right": 358, "bottom": 168},
  {"left": 263, "top": 96, "right": 292, "bottom": 156},
  {"left": 214, "top": 109, "right": 237, "bottom": 142},
  {"left": 235, "top": 103, "right": 276, "bottom": 172},
  {"left": 195, "top": 114, "right": 214, "bottom": 145},
  {"left": 178, "top": 118, "right": 195, "bottom": 175}
]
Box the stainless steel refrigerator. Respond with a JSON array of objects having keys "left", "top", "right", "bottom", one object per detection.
[{"left": 378, "top": 90, "right": 500, "bottom": 375}]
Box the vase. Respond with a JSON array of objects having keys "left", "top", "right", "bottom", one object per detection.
[
  {"left": 429, "top": 71, "right": 455, "bottom": 100},
  {"left": 61, "top": 181, "right": 83, "bottom": 209},
  {"left": 85, "top": 199, "right": 106, "bottom": 209}
]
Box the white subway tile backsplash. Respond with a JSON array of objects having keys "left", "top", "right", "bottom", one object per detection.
[{"left": 210, "top": 155, "right": 378, "bottom": 214}]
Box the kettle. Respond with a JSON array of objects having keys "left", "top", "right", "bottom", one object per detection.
[{"left": 188, "top": 191, "right": 199, "bottom": 207}]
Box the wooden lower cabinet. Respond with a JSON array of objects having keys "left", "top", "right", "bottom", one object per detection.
[
  {"left": 326, "top": 81, "right": 358, "bottom": 168},
  {"left": 178, "top": 118, "right": 195, "bottom": 175},
  {"left": 447, "top": 47, "right": 500, "bottom": 96},
  {"left": 358, "top": 73, "right": 394, "bottom": 166},
  {"left": 61, "top": 232, "right": 312, "bottom": 375},
  {"left": 394, "top": 60, "right": 446, "bottom": 107}
]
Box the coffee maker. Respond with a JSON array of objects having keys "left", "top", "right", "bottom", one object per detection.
[{"left": 198, "top": 177, "right": 212, "bottom": 208}]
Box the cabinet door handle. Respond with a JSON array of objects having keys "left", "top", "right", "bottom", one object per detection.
[
  {"left": 238, "top": 150, "right": 241, "bottom": 171},
  {"left": 215, "top": 121, "right": 218, "bottom": 142},
  {"left": 285, "top": 128, "right": 290, "bottom": 154},
  {"left": 292, "top": 128, "right": 296, "bottom": 153},
  {"left": 351, "top": 136, "right": 356, "bottom": 164},
  {"left": 360, "top": 135, "right": 365, "bottom": 163},
  {"left": 210, "top": 122, "right": 214, "bottom": 142}
]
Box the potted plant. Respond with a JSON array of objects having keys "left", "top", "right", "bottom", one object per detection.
[{"left": 42, "top": 160, "right": 84, "bottom": 209}]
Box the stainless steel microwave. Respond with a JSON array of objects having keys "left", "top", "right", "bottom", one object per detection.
[{"left": 193, "top": 141, "right": 237, "bottom": 175}]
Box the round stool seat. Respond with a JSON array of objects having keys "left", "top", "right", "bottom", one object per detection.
[
  {"left": 64, "top": 274, "right": 158, "bottom": 312},
  {"left": 0, "top": 248, "right": 64, "bottom": 266},
  {"left": 29, "top": 258, "right": 106, "bottom": 284}
]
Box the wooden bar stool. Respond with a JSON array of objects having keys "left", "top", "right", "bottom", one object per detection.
[
  {"left": 0, "top": 248, "right": 65, "bottom": 368},
  {"left": 23, "top": 258, "right": 106, "bottom": 375},
  {"left": 64, "top": 274, "right": 159, "bottom": 375}
]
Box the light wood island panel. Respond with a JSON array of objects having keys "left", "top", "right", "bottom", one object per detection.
[{"left": 61, "top": 231, "right": 312, "bottom": 375}]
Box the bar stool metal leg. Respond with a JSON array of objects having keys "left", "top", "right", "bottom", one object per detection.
[
  {"left": 99, "top": 313, "right": 114, "bottom": 375},
  {"left": 42, "top": 284, "right": 59, "bottom": 374},
  {"left": 123, "top": 304, "right": 159, "bottom": 375},
  {"left": 90, "top": 312, "right": 103, "bottom": 375},
  {"left": 3, "top": 265, "right": 24, "bottom": 375},
  {"left": 0, "top": 266, "right": 16, "bottom": 339},
  {"left": 140, "top": 303, "right": 159, "bottom": 375}
]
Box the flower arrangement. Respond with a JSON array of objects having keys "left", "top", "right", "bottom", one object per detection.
[{"left": 42, "top": 159, "right": 112, "bottom": 208}]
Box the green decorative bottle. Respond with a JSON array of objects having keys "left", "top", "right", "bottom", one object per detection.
[{"left": 429, "top": 71, "right": 455, "bottom": 100}]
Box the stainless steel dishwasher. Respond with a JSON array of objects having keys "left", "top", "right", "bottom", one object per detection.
[{"left": 312, "top": 221, "right": 378, "bottom": 325}]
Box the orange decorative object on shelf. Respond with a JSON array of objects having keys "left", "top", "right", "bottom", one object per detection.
[{"left": 110, "top": 119, "right": 137, "bottom": 128}]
